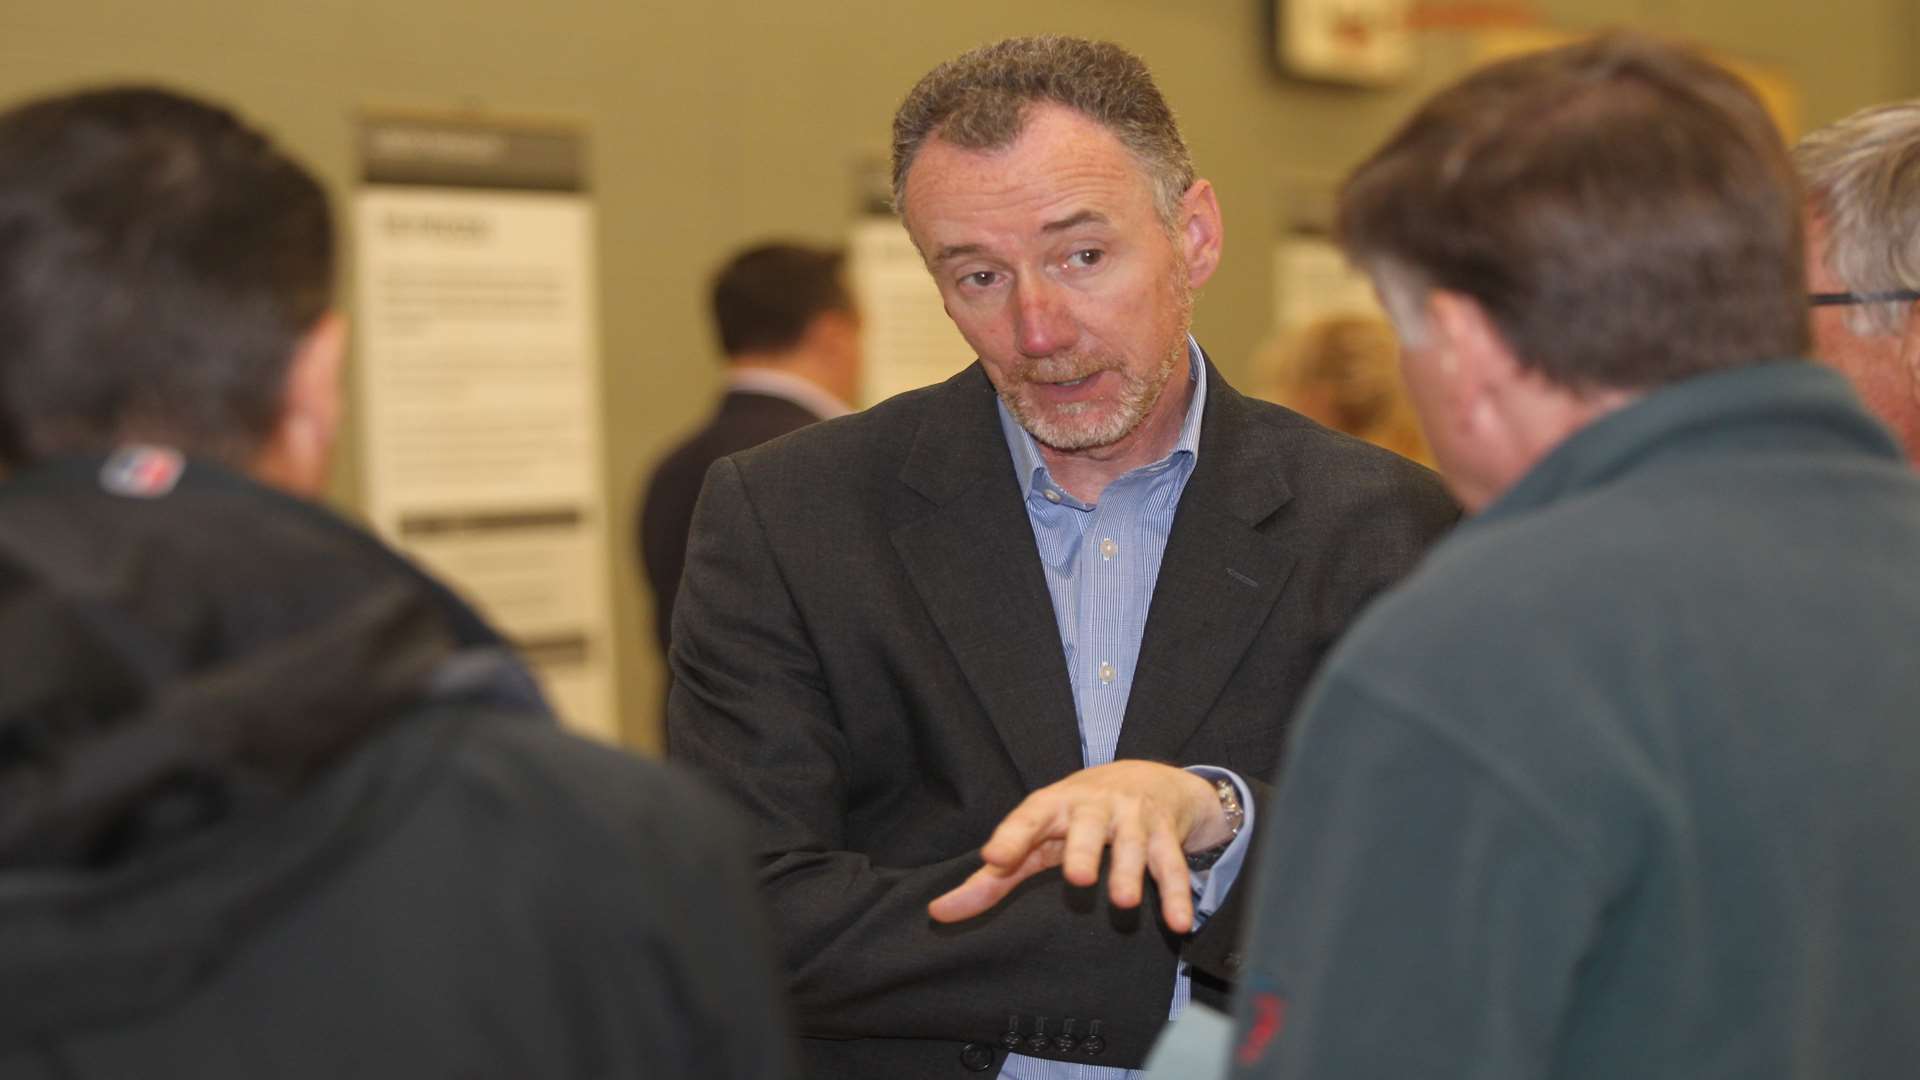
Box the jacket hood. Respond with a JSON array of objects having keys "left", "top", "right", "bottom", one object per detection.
[{"left": 0, "top": 455, "right": 504, "bottom": 1044}]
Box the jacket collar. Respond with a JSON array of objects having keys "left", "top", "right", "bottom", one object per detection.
[
  {"left": 890, "top": 352, "right": 1298, "bottom": 787},
  {"left": 1476, "top": 361, "right": 1901, "bottom": 529}
]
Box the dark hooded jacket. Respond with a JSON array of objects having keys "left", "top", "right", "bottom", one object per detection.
[{"left": 0, "top": 456, "right": 790, "bottom": 1079}]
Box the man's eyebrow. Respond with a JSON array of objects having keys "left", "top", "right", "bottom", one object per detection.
[
  {"left": 1042, "top": 209, "right": 1108, "bottom": 233},
  {"left": 928, "top": 211, "right": 1110, "bottom": 266},
  {"left": 930, "top": 242, "right": 983, "bottom": 267}
]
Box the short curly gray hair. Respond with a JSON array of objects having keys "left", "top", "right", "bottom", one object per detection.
[
  {"left": 890, "top": 35, "right": 1195, "bottom": 229},
  {"left": 1796, "top": 101, "right": 1920, "bottom": 337}
]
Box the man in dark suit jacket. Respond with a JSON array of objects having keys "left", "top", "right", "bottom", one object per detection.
[
  {"left": 668, "top": 36, "right": 1456, "bottom": 1080},
  {"left": 638, "top": 242, "right": 861, "bottom": 656}
]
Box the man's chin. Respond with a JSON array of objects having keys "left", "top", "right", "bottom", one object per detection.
[{"left": 1019, "top": 406, "right": 1143, "bottom": 454}]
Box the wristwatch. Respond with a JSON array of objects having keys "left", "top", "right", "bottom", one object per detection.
[{"left": 1185, "top": 776, "right": 1245, "bottom": 871}]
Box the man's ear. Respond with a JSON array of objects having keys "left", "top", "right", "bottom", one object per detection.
[
  {"left": 1899, "top": 300, "right": 1920, "bottom": 411},
  {"left": 1425, "top": 290, "right": 1519, "bottom": 430},
  {"left": 1177, "top": 179, "right": 1224, "bottom": 290},
  {"left": 254, "top": 310, "right": 347, "bottom": 497}
]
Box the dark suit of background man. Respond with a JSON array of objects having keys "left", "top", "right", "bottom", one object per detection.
[
  {"left": 638, "top": 242, "right": 861, "bottom": 658},
  {"left": 668, "top": 35, "right": 1457, "bottom": 1080},
  {"left": 0, "top": 86, "right": 789, "bottom": 1079},
  {"left": 1225, "top": 33, "right": 1920, "bottom": 1080}
]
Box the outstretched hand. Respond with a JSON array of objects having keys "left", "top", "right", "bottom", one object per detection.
[{"left": 928, "top": 760, "right": 1231, "bottom": 934}]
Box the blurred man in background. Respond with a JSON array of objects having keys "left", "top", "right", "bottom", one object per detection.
[
  {"left": 0, "top": 85, "right": 788, "bottom": 1080},
  {"left": 1796, "top": 100, "right": 1920, "bottom": 465},
  {"left": 637, "top": 241, "right": 860, "bottom": 661}
]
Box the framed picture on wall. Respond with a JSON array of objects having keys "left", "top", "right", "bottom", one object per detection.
[{"left": 1275, "top": 0, "right": 1416, "bottom": 86}]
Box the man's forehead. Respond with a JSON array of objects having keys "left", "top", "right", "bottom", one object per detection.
[{"left": 901, "top": 106, "right": 1155, "bottom": 241}]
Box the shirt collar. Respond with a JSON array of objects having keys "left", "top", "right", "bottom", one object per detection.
[
  {"left": 726, "top": 366, "right": 854, "bottom": 420},
  {"left": 997, "top": 336, "right": 1207, "bottom": 502}
]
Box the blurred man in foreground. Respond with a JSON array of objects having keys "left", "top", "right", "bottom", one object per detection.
[
  {"left": 1226, "top": 33, "right": 1920, "bottom": 1080},
  {"left": 1796, "top": 100, "right": 1920, "bottom": 464},
  {"left": 0, "top": 86, "right": 788, "bottom": 1079}
]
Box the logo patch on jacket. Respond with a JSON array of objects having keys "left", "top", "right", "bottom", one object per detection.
[
  {"left": 1235, "top": 978, "right": 1288, "bottom": 1068},
  {"left": 100, "top": 446, "right": 185, "bottom": 498}
]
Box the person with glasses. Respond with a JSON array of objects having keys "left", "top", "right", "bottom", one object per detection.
[{"left": 1796, "top": 101, "right": 1920, "bottom": 464}]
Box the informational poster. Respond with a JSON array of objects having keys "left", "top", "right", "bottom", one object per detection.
[
  {"left": 1273, "top": 232, "right": 1384, "bottom": 339},
  {"left": 1277, "top": 0, "right": 1416, "bottom": 87},
  {"left": 354, "top": 114, "right": 617, "bottom": 742},
  {"left": 848, "top": 216, "right": 976, "bottom": 406}
]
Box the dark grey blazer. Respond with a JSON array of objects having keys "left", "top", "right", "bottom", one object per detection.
[
  {"left": 668, "top": 357, "right": 1456, "bottom": 1079},
  {"left": 639, "top": 390, "right": 824, "bottom": 657}
]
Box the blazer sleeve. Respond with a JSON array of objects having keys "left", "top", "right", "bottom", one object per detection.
[
  {"left": 667, "top": 455, "right": 1183, "bottom": 1063},
  {"left": 1186, "top": 452, "right": 1460, "bottom": 994}
]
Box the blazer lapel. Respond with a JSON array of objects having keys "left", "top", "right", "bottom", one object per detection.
[
  {"left": 890, "top": 366, "right": 1085, "bottom": 791},
  {"left": 1116, "top": 366, "right": 1297, "bottom": 762}
]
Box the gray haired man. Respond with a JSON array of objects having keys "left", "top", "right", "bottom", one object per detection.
[{"left": 1797, "top": 101, "right": 1920, "bottom": 463}]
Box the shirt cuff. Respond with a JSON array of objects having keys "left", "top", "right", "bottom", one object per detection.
[{"left": 1183, "top": 766, "right": 1256, "bottom": 926}]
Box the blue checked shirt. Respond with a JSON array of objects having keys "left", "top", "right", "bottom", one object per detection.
[{"left": 994, "top": 339, "right": 1256, "bottom": 1080}]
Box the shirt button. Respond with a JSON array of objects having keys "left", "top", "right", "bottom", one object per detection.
[
  {"left": 1098, "top": 661, "right": 1115, "bottom": 685},
  {"left": 1099, "top": 537, "right": 1117, "bottom": 560},
  {"left": 1043, "top": 488, "right": 1062, "bottom": 503}
]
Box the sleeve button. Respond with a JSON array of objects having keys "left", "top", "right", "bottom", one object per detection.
[
  {"left": 1082, "top": 1019, "right": 1107, "bottom": 1055},
  {"left": 959, "top": 1042, "right": 995, "bottom": 1072},
  {"left": 1025, "top": 1017, "right": 1052, "bottom": 1055}
]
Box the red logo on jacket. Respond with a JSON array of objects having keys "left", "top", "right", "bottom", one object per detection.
[{"left": 1235, "top": 990, "right": 1288, "bottom": 1067}]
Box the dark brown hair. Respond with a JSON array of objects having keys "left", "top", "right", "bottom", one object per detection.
[
  {"left": 709, "top": 242, "right": 851, "bottom": 359},
  {"left": 1339, "top": 31, "right": 1808, "bottom": 393},
  {"left": 0, "top": 86, "right": 334, "bottom": 467}
]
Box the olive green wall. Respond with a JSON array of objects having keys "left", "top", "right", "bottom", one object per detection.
[{"left": 3, "top": 1, "right": 1914, "bottom": 751}]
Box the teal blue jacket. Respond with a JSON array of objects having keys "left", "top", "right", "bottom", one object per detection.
[{"left": 1233, "top": 362, "right": 1920, "bottom": 1080}]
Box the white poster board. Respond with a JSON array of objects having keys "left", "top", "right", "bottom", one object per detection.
[
  {"left": 849, "top": 217, "right": 976, "bottom": 406},
  {"left": 354, "top": 117, "right": 617, "bottom": 742},
  {"left": 1273, "top": 233, "right": 1384, "bottom": 337}
]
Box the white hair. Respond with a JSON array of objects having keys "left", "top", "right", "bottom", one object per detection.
[
  {"left": 1796, "top": 100, "right": 1920, "bottom": 337},
  {"left": 1365, "top": 258, "right": 1433, "bottom": 350}
]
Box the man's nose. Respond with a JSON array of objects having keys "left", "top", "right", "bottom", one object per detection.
[{"left": 1013, "top": 277, "right": 1076, "bottom": 358}]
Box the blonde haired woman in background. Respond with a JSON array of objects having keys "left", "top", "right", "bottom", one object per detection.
[{"left": 1263, "top": 314, "right": 1433, "bottom": 467}]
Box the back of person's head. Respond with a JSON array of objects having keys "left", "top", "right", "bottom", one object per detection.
[
  {"left": 709, "top": 242, "right": 851, "bottom": 360},
  {"left": 889, "top": 35, "right": 1195, "bottom": 229},
  {"left": 1339, "top": 31, "right": 1808, "bottom": 395},
  {"left": 0, "top": 86, "right": 333, "bottom": 471},
  {"left": 1795, "top": 100, "right": 1920, "bottom": 338}
]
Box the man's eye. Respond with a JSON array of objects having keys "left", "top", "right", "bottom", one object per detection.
[
  {"left": 963, "top": 271, "right": 998, "bottom": 288},
  {"left": 1069, "top": 249, "right": 1104, "bottom": 268}
]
